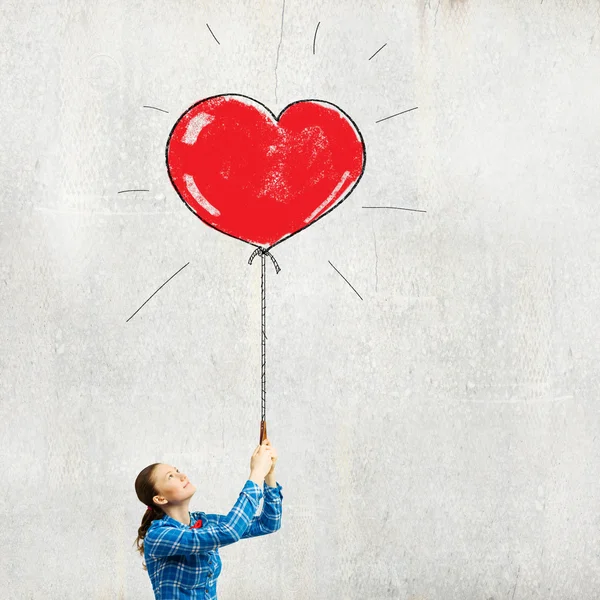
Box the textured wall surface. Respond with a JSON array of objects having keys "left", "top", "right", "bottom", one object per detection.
[{"left": 1, "top": 1, "right": 599, "bottom": 598}]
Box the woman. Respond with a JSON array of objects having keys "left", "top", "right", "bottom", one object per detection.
[{"left": 134, "top": 439, "right": 282, "bottom": 599}]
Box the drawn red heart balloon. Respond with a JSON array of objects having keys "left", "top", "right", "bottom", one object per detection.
[{"left": 166, "top": 94, "right": 365, "bottom": 249}]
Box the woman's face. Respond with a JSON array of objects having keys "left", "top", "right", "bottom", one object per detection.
[{"left": 152, "top": 464, "right": 196, "bottom": 506}]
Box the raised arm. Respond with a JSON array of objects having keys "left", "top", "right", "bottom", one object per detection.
[
  {"left": 203, "top": 480, "right": 283, "bottom": 539},
  {"left": 145, "top": 480, "right": 262, "bottom": 557}
]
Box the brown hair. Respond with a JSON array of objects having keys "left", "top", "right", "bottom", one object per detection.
[{"left": 133, "top": 463, "right": 165, "bottom": 571}]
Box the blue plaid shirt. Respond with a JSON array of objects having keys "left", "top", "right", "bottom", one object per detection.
[{"left": 144, "top": 479, "right": 283, "bottom": 599}]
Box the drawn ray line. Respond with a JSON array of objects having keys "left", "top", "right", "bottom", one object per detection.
[
  {"left": 368, "top": 43, "right": 387, "bottom": 60},
  {"left": 328, "top": 260, "right": 363, "bottom": 301},
  {"left": 376, "top": 106, "right": 418, "bottom": 123},
  {"left": 206, "top": 23, "right": 220, "bottom": 45},
  {"left": 126, "top": 262, "right": 190, "bottom": 322},
  {"left": 143, "top": 105, "right": 169, "bottom": 113},
  {"left": 363, "top": 206, "right": 426, "bottom": 213}
]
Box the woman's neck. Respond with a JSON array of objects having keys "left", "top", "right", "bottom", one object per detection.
[{"left": 162, "top": 502, "right": 191, "bottom": 526}]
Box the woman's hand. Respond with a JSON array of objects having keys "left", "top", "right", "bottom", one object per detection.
[
  {"left": 250, "top": 440, "right": 274, "bottom": 481},
  {"left": 263, "top": 438, "right": 278, "bottom": 475}
]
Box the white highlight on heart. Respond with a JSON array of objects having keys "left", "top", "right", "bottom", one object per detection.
[
  {"left": 183, "top": 174, "right": 221, "bottom": 216},
  {"left": 304, "top": 171, "right": 351, "bottom": 223},
  {"left": 182, "top": 113, "right": 215, "bottom": 145}
]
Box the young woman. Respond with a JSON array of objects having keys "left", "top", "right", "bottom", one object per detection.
[{"left": 134, "top": 439, "right": 282, "bottom": 599}]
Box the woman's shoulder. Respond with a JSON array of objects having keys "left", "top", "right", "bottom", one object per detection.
[
  {"left": 147, "top": 517, "right": 164, "bottom": 529},
  {"left": 146, "top": 515, "right": 176, "bottom": 533}
]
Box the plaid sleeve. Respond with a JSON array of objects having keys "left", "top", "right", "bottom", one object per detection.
[
  {"left": 145, "top": 480, "right": 263, "bottom": 557},
  {"left": 205, "top": 481, "right": 283, "bottom": 540}
]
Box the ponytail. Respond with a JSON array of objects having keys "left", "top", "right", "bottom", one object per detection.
[{"left": 133, "top": 464, "right": 164, "bottom": 571}]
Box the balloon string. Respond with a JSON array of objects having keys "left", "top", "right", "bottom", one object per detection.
[{"left": 248, "top": 248, "right": 280, "bottom": 426}]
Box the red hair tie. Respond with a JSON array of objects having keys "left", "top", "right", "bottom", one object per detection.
[{"left": 191, "top": 519, "right": 203, "bottom": 529}]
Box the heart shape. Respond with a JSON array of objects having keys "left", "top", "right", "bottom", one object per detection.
[{"left": 166, "top": 94, "right": 365, "bottom": 249}]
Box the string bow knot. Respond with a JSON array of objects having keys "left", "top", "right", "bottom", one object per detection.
[{"left": 248, "top": 247, "right": 281, "bottom": 273}]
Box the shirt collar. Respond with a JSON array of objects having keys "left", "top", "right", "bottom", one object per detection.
[{"left": 158, "top": 512, "right": 199, "bottom": 528}]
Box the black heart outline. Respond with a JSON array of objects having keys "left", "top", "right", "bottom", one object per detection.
[{"left": 165, "top": 93, "right": 366, "bottom": 251}]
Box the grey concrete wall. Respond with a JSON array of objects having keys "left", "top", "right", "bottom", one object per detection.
[{"left": 1, "top": 1, "right": 599, "bottom": 598}]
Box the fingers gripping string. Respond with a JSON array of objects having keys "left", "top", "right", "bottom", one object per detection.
[{"left": 248, "top": 248, "right": 280, "bottom": 437}]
